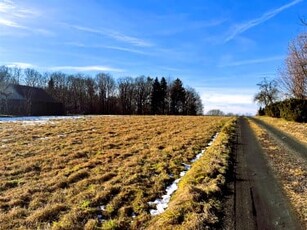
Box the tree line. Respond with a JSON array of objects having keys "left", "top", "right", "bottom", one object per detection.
[
  {"left": 254, "top": 30, "right": 307, "bottom": 122},
  {"left": 0, "top": 66, "right": 203, "bottom": 115}
]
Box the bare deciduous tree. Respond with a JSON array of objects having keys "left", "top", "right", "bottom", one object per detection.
[
  {"left": 254, "top": 78, "right": 279, "bottom": 107},
  {"left": 185, "top": 87, "right": 203, "bottom": 115},
  {"left": 279, "top": 32, "right": 307, "bottom": 99},
  {"left": 24, "top": 68, "right": 44, "bottom": 87},
  {"left": 0, "top": 66, "right": 13, "bottom": 114},
  {"left": 134, "top": 76, "right": 152, "bottom": 115},
  {"left": 118, "top": 77, "right": 136, "bottom": 115},
  {"left": 96, "top": 73, "right": 116, "bottom": 114},
  {"left": 85, "top": 77, "right": 97, "bottom": 114},
  {"left": 9, "top": 67, "right": 22, "bottom": 84},
  {"left": 299, "top": 16, "right": 307, "bottom": 26},
  {"left": 206, "top": 109, "right": 224, "bottom": 116}
]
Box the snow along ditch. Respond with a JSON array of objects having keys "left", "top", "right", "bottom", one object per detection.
[
  {"left": 148, "top": 132, "right": 219, "bottom": 216},
  {"left": 0, "top": 116, "right": 83, "bottom": 125}
]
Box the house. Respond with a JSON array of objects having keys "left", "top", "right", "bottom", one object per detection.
[{"left": 0, "top": 84, "right": 64, "bottom": 116}]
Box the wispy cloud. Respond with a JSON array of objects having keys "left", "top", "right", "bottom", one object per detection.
[
  {"left": 5, "top": 62, "right": 35, "bottom": 68},
  {"left": 100, "top": 45, "right": 150, "bottom": 55},
  {"left": 72, "top": 25, "right": 153, "bottom": 47},
  {"left": 0, "top": 0, "right": 39, "bottom": 18},
  {"left": 218, "top": 55, "right": 284, "bottom": 67},
  {"left": 65, "top": 42, "right": 150, "bottom": 55},
  {"left": 225, "top": 0, "right": 303, "bottom": 42},
  {"left": 0, "top": 0, "right": 53, "bottom": 36},
  {"left": 109, "top": 31, "right": 152, "bottom": 47},
  {"left": 205, "top": 93, "right": 252, "bottom": 105},
  {"left": 33, "top": 28, "right": 55, "bottom": 36},
  {"left": 196, "top": 87, "right": 258, "bottom": 114},
  {"left": 0, "top": 18, "right": 55, "bottom": 36},
  {"left": 49, "top": 65, "right": 124, "bottom": 73},
  {"left": 2, "top": 62, "right": 124, "bottom": 73},
  {"left": 152, "top": 15, "right": 227, "bottom": 37},
  {"left": 0, "top": 17, "right": 25, "bottom": 28},
  {"left": 160, "top": 66, "right": 183, "bottom": 72}
]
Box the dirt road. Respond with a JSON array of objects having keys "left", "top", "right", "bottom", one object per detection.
[
  {"left": 227, "top": 117, "right": 302, "bottom": 230},
  {"left": 251, "top": 117, "right": 307, "bottom": 161}
]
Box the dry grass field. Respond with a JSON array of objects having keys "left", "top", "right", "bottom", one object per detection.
[
  {"left": 256, "top": 116, "right": 307, "bottom": 144},
  {"left": 0, "top": 115, "right": 232, "bottom": 229}
]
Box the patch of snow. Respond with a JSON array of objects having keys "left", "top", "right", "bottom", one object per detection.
[
  {"left": 182, "top": 163, "right": 191, "bottom": 170},
  {"left": 191, "top": 153, "right": 202, "bottom": 163},
  {"left": 36, "top": 137, "right": 50, "bottom": 141},
  {"left": 191, "top": 133, "right": 218, "bottom": 163},
  {"left": 97, "top": 214, "right": 105, "bottom": 222},
  {"left": 97, "top": 205, "right": 106, "bottom": 222},
  {"left": 0, "top": 116, "right": 83, "bottom": 124},
  {"left": 1, "top": 138, "right": 11, "bottom": 143},
  {"left": 207, "top": 133, "right": 218, "bottom": 146},
  {"left": 148, "top": 132, "right": 219, "bottom": 216},
  {"left": 149, "top": 178, "right": 180, "bottom": 215}
]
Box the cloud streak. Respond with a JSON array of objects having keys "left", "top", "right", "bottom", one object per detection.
[
  {"left": 218, "top": 55, "right": 284, "bottom": 67},
  {"left": 65, "top": 42, "right": 150, "bottom": 55},
  {"left": 72, "top": 25, "right": 153, "bottom": 47},
  {"left": 0, "top": 17, "right": 25, "bottom": 28},
  {"left": 197, "top": 87, "right": 258, "bottom": 114},
  {"left": 102, "top": 45, "right": 149, "bottom": 55},
  {"left": 2, "top": 62, "right": 124, "bottom": 73},
  {"left": 0, "top": 0, "right": 53, "bottom": 36},
  {"left": 225, "top": 0, "right": 303, "bottom": 42},
  {"left": 49, "top": 65, "right": 124, "bottom": 73},
  {"left": 0, "top": 0, "right": 39, "bottom": 18},
  {"left": 5, "top": 62, "right": 35, "bottom": 68}
]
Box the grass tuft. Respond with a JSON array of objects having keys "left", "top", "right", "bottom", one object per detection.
[{"left": 26, "top": 203, "right": 67, "bottom": 224}]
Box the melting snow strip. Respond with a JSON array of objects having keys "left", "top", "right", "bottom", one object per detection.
[
  {"left": 0, "top": 116, "right": 83, "bottom": 123},
  {"left": 148, "top": 132, "right": 219, "bottom": 216},
  {"left": 97, "top": 205, "right": 106, "bottom": 222}
]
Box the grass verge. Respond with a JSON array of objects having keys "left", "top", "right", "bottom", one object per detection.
[{"left": 146, "top": 118, "right": 237, "bottom": 229}]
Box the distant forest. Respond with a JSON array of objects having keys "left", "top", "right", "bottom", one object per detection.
[{"left": 0, "top": 66, "right": 203, "bottom": 115}]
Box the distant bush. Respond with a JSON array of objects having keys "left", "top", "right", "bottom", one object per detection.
[
  {"left": 262, "top": 99, "right": 307, "bottom": 122},
  {"left": 257, "top": 107, "right": 265, "bottom": 116},
  {"left": 264, "top": 102, "right": 281, "bottom": 118},
  {"left": 279, "top": 99, "right": 307, "bottom": 122}
]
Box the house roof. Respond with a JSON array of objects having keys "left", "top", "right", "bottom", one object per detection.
[{"left": 11, "top": 84, "right": 56, "bottom": 103}]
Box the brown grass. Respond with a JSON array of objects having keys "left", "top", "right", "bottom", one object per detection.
[
  {"left": 256, "top": 116, "right": 307, "bottom": 144},
  {"left": 0, "top": 115, "right": 231, "bottom": 229},
  {"left": 249, "top": 119, "right": 307, "bottom": 228},
  {"left": 146, "top": 118, "right": 237, "bottom": 229}
]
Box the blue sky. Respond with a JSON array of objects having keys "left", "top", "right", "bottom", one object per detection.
[{"left": 0, "top": 0, "right": 306, "bottom": 114}]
